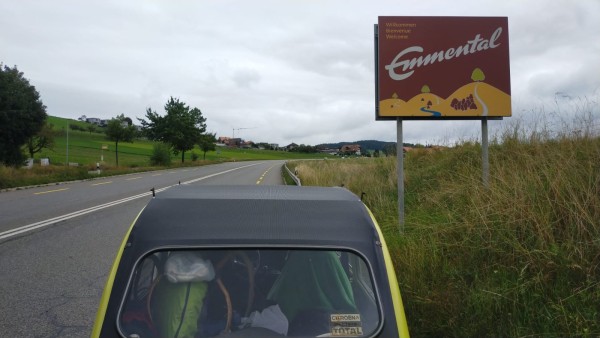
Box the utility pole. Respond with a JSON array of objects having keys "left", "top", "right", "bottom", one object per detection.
[{"left": 66, "top": 122, "right": 69, "bottom": 166}]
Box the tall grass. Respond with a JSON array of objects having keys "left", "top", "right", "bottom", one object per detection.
[{"left": 292, "top": 119, "right": 600, "bottom": 337}]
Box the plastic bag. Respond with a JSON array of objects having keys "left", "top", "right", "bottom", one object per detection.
[{"left": 164, "top": 252, "right": 215, "bottom": 283}]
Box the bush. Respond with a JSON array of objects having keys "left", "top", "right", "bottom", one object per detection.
[
  {"left": 69, "top": 124, "right": 86, "bottom": 132},
  {"left": 150, "top": 143, "right": 171, "bottom": 166},
  {"left": 0, "top": 165, "right": 91, "bottom": 189}
]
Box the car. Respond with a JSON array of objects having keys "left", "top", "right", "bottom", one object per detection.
[{"left": 92, "top": 185, "right": 410, "bottom": 338}]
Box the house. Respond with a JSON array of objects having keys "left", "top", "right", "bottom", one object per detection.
[
  {"left": 86, "top": 117, "right": 101, "bottom": 125},
  {"left": 218, "top": 137, "right": 242, "bottom": 147},
  {"left": 339, "top": 144, "right": 361, "bottom": 156},
  {"left": 241, "top": 141, "right": 254, "bottom": 148},
  {"left": 217, "top": 137, "right": 242, "bottom": 147},
  {"left": 230, "top": 138, "right": 242, "bottom": 147},
  {"left": 285, "top": 143, "right": 298, "bottom": 151},
  {"left": 316, "top": 145, "right": 338, "bottom": 155}
]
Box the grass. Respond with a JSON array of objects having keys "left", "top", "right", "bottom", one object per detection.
[
  {"left": 41, "top": 116, "right": 330, "bottom": 166},
  {"left": 289, "top": 116, "right": 600, "bottom": 337},
  {"left": 0, "top": 116, "right": 332, "bottom": 189}
]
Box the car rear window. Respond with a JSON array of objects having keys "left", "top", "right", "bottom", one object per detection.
[{"left": 118, "top": 249, "right": 381, "bottom": 337}]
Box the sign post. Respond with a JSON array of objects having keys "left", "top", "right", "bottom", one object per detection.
[
  {"left": 482, "top": 118, "right": 489, "bottom": 187},
  {"left": 101, "top": 145, "right": 108, "bottom": 162},
  {"left": 375, "top": 16, "right": 511, "bottom": 232},
  {"left": 396, "top": 118, "right": 405, "bottom": 232}
]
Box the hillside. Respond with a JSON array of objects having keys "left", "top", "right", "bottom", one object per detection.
[
  {"left": 0, "top": 116, "right": 335, "bottom": 189},
  {"left": 37, "top": 116, "right": 334, "bottom": 167}
]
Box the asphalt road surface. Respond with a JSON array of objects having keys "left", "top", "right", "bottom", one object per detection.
[{"left": 0, "top": 160, "right": 286, "bottom": 337}]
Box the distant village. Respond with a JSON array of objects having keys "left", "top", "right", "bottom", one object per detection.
[
  {"left": 79, "top": 115, "right": 439, "bottom": 157},
  {"left": 216, "top": 137, "right": 365, "bottom": 156}
]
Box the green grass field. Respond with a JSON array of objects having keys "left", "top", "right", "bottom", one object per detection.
[
  {"left": 40, "top": 116, "right": 332, "bottom": 166},
  {"left": 289, "top": 123, "right": 600, "bottom": 337},
  {"left": 0, "top": 116, "right": 332, "bottom": 189}
]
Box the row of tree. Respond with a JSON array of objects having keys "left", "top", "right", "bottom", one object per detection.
[
  {"left": 106, "top": 97, "right": 216, "bottom": 166},
  {"left": 288, "top": 144, "right": 318, "bottom": 153}
]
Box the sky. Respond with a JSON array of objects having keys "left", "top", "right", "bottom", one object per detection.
[{"left": 1, "top": 0, "right": 599, "bottom": 146}]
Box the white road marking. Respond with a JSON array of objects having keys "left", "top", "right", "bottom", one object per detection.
[{"left": 0, "top": 163, "right": 261, "bottom": 241}]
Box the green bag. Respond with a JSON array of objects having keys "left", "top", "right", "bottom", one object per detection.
[
  {"left": 152, "top": 279, "right": 208, "bottom": 338},
  {"left": 267, "top": 251, "right": 357, "bottom": 322}
]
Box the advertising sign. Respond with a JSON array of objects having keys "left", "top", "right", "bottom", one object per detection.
[{"left": 376, "top": 16, "right": 511, "bottom": 120}]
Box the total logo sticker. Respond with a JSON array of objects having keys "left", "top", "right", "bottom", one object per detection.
[{"left": 330, "top": 314, "right": 363, "bottom": 336}]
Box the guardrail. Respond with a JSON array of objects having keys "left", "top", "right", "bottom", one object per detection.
[{"left": 283, "top": 161, "right": 301, "bottom": 186}]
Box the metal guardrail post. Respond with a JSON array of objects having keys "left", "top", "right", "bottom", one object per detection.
[{"left": 284, "top": 162, "right": 301, "bottom": 186}]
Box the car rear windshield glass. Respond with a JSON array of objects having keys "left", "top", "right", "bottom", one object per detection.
[{"left": 118, "top": 249, "right": 381, "bottom": 337}]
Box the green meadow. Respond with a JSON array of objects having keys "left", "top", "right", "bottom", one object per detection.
[
  {"left": 0, "top": 116, "right": 331, "bottom": 189},
  {"left": 42, "top": 116, "right": 328, "bottom": 167}
]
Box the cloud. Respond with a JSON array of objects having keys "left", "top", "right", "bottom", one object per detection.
[
  {"left": 232, "top": 68, "right": 261, "bottom": 88},
  {"left": 1, "top": 0, "right": 599, "bottom": 146}
]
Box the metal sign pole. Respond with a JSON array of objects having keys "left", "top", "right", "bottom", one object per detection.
[
  {"left": 482, "top": 118, "right": 489, "bottom": 187},
  {"left": 66, "top": 122, "right": 69, "bottom": 166},
  {"left": 397, "top": 118, "right": 405, "bottom": 233}
]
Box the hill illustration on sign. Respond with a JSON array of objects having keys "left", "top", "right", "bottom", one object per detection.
[{"left": 379, "top": 67, "right": 510, "bottom": 117}]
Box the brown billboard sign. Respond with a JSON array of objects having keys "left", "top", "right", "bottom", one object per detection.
[{"left": 376, "top": 16, "right": 511, "bottom": 120}]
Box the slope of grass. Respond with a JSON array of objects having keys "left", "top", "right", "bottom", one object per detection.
[
  {"left": 0, "top": 116, "right": 332, "bottom": 189},
  {"left": 290, "top": 125, "right": 600, "bottom": 337},
  {"left": 40, "top": 116, "right": 331, "bottom": 166}
]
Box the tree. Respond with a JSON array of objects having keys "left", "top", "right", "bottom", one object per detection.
[
  {"left": 139, "top": 97, "right": 207, "bottom": 163},
  {"left": 105, "top": 114, "right": 136, "bottom": 166},
  {"left": 289, "top": 144, "right": 317, "bottom": 153},
  {"left": 24, "top": 122, "right": 56, "bottom": 159},
  {"left": 198, "top": 133, "right": 217, "bottom": 160},
  {"left": 421, "top": 85, "right": 431, "bottom": 93},
  {"left": 471, "top": 68, "right": 485, "bottom": 82},
  {"left": 383, "top": 144, "right": 396, "bottom": 157},
  {"left": 0, "top": 64, "right": 47, "bottom": 166}
]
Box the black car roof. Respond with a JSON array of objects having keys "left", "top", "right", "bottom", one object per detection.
[
  {"left": 130, "top": 185, "right": 380, "bottom": 249},
  {"left": 101, "top": 185, "right": 399, "bottom": 338}
]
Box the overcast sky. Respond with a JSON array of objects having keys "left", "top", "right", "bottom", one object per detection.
[{"left": 2, "top": 0, "right": 599, "bottom": 146}]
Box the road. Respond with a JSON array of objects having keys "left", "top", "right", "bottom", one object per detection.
[{"left": 0, "top": 160, "right": 286, "bottom": 337}]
